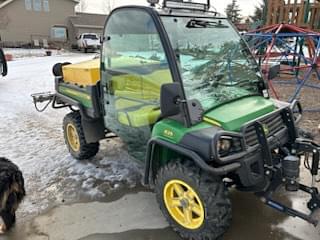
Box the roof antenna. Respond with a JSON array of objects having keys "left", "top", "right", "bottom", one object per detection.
[{"left": 147, "top": 0, "right": 160, "bottom": 7}]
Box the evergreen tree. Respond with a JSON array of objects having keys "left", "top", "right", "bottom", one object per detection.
[
  {"left": 225, "top": 0, "right": 242, "bottom": 24},
  {"left": 250, "top": 3, "right": 265, "bottom": 22}
]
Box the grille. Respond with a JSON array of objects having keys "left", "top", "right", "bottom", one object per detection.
[{"left": 244, "top": 112, "right": 286, "bottom": 147}]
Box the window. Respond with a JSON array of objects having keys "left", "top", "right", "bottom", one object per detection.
[
  {"left": 43, "top": 0, "right": 50, "bottom": 12},
  {"left": 33, "top": 0, "right": 42, "bottom": 11},
  {"left": 83, "top": 34, "right": 99, "bottom": 40},
  {"left": 25, "top": 0, "right": 32, "bottom": 10},
  {"left": 102, "top": 9, "right": 174, "bottom": 159},
  {"left": 51, "top": 27, "right": 67, "bottom": 41},
  {"left": 103, "top": 9, "right": 173, "bottom": 126}
]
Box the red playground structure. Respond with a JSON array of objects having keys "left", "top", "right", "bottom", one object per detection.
[{"left": 245, "top": 24, "right": 320, "bottom": 111}]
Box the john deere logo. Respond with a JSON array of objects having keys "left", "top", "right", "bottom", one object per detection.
[
  {"left": 262, "top": 124, "right": 269, "bottom": 136},
  {"left": 164, "top": 129, "right": 174, "bottom": 138}
]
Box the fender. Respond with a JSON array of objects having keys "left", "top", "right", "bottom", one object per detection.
[
  {"left": 144, "top": 138, "right": 241, "bottom": 185},
  {"left": 55, "top": 93, "right": 105, "bottom": 143}
]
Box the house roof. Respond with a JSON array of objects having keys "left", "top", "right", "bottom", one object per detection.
[
  {"left": 0, "top": 0, "right": 79, "bottom": 9},
  {"left": 69, "top": 12, "right": 108, "bottom": 30}
]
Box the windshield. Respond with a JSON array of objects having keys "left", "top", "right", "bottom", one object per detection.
[
  {"left": 161, "top": 16, "right": 263, "bottom": 111},
  {"left": 83, "top": 34, "right": 99, "bottom": 40}
]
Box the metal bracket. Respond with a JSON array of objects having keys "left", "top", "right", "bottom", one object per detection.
[
  {"left": 31, "top": 92, "right": 56, "bottom": 112},
  {"left": 254, "top": 122, "right": 273, "bottom": 168}
]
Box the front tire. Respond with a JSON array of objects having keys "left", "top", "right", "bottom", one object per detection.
[
  {"left": 63, "top": 111, "right": 99, "bottom": 160},
  {"left": 155, "top": 161, "right": 232, "bottom": 240}
]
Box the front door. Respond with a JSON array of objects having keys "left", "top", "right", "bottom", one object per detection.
[{"left": 101, "top": 8, "right": 174, "bottom": 160}]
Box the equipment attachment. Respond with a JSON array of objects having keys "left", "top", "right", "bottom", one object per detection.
[
  {"left": 254, "top": 124, "right": 320, "bottom": 226},
  {"left": 31, "top": 92, "right": 56, "bottom": 112}
]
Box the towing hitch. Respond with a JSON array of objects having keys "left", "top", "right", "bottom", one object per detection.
[
  {"left": 255, "top": 127, "right": 320, "bottom": 226},
  {"left": 31, "top": 92, "right": 56, "bottom": 112},
  {"left": 260, "top": 184, "right": 320, "bottom": 226},
  {"left": 31, "top": 92, "right": 72, "bottom": 112}
]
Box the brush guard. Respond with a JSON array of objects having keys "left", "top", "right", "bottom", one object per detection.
[{"left": 254, "top": 122, "right": 320, "bottom": 226}]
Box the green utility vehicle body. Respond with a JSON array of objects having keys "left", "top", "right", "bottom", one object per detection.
[
  {"left": 52, "top": 6, "right": 286, "bottom": 188},
  {"left": 32, "top": 1, "right": 320, "bottom": 239}
]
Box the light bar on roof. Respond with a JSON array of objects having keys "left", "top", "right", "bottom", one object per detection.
[
  {"left": 147, "top": 0, "right": 160, "bottom": 5},
  {"left": 163, "top": 0, "right": 209, "bottom": 11}
]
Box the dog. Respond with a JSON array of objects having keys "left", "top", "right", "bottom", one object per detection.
[{"left": 0, "top": 158, "right": 25, "bottom": 233}]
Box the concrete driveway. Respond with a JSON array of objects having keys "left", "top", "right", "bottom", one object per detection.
[{"left": 7, "top": 186, "right": 320, "bottom": 240}]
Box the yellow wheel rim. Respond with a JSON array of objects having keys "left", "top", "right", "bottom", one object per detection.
[
  {"left": 163, "top": 179, "right": 205, "bottom": 230},
  {"left": 66, "top": 123, "right": 80, "bottom": 152}
]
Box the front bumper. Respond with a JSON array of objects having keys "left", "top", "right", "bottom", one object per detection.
[{"left": 215, "top": 106, "right": 296, "bottom": 189}]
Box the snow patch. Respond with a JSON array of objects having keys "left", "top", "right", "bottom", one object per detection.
[{"left": 0, "top": 53, "right": 143, "bottom": 219}]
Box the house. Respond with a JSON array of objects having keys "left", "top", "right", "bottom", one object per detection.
[
  {"left": 0, "top": 0, "right": 79, "bottom": 47},
  {"left": 235, "top": 23, "right": 250, "bottom": 32},
  {"left": 67, "top": 12, "right": 108, "bottom": 48}
]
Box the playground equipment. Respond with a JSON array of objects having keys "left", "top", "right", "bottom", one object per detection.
[
  {"left": 245, "top": 23, "right": 320, "bottom": 111},
  {"left": 266, "top": 0, "right": 320, "bottom": 32}
]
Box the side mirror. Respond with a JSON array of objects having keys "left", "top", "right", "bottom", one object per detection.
[
  {"left": 268, "top": 64, "right": 280, "bottom": 80},
  {"left": 160, "top": 82, "right": 183, "bottom": 118},
  {"left": 0, "top": 48, "right": 8, "bottom": 77},
  {"left": 160, "top": 82, "right": 204, "bottom": 126}
]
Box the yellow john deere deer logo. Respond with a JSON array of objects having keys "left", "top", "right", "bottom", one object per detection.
[
  {"left": 164, "top": 129, "right": 174, "bottom": 138},
  {"left": 262, "top": 124, "right": 269, "bottom": 136}
]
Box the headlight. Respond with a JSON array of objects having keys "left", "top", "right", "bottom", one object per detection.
[
  {"left": 218, "top": 137, "right": 232, "bottom": 152},
  {"left": 216, "top": 136, "right": 243, "bottom": 158}
]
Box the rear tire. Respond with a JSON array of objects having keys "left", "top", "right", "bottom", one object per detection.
[
  {"left": 63, "top": 111, "right": 99, "bottom": 160},
  {"left": 155, "top": 161, "right": 232, "bottom": 240}
]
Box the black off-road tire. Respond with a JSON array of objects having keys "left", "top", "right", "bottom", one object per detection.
[
  {"left": 63, "top": 111, "right": 99, "bottom": 160},
  {"left": 155, "top": 161, "right": 232, "bottom": 240}
]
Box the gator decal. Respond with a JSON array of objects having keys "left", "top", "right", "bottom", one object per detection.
[{"left": 152, "top": 119, "right": 212, "bottom": 144}]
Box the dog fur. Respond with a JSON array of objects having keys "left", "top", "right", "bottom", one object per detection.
[{"left": 0, "top": 157, "right": 25, "bottom": 232}]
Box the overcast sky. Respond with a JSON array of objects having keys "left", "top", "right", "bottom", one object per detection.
[{"left": 83, "top": 0, "right": 263, "bottom": 17}]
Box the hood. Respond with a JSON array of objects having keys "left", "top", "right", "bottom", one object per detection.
[{"left": 204, "top": 96, "right": 275, "bottom": 131}]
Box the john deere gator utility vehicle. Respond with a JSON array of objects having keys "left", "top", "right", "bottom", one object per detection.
[
  {"left": 0, "top": 48, "right": 7, "bottom": 77},
  {"left": 32, "top": 0, "right": 320, "bottom": 239}
]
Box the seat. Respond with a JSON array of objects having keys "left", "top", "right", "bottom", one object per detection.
[{"left": 110, "top": 63, "right": 172, "bottom": 128}]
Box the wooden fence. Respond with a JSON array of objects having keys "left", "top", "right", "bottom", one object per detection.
[{"left": 266, "top": 0, "right": 320, "bottom": 31}]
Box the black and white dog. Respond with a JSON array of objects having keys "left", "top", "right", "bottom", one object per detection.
[{"left": 0, "top": 158, "right": 25, "bottom": 233}]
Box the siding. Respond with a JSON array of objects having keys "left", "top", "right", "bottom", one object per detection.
[{"left": 0, "top": 0, "right": 77, "bottom": 44}]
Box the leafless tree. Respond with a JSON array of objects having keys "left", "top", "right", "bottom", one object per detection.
[
  {"left": 102, "top": 0, "right": 115, "bottom": 14},
  {"left": 76, "top": 0, "right": 88, "bottom": 12}
]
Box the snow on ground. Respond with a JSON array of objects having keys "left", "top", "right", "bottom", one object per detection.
[
  {"left": 0, "top": 51, "right": 142, "bottom": 220},
  {"left": 3, "top": 48, "right": 70, "bottom": 59}
]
